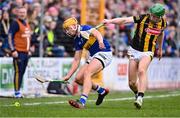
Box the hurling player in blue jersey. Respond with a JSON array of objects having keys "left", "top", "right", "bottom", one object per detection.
[{"left": 62, "top": 17, "right": 112, "bottom": 108}]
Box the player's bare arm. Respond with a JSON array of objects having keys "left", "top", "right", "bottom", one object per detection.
[
  {"left": 91, "top": 29, "right": 105, "bottom": 49},
  {"left": 157, "top": 32, "right": 164, "bottom": 60},
  {"left": 62, "top": 50, "right": 82, "bottom": 81},
  {"left": 103, "top": 17, "right": 134, "bottom": 25}
]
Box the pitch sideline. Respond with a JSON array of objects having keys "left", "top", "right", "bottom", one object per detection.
[{"left": 3, "top": 92, "right": 180, "bottom": 107}]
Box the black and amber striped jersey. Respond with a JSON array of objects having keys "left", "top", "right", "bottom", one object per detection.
[{"left": 131, "top": 14, "right": 167, "bottom": 52}]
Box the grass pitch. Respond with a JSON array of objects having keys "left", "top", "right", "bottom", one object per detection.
[{"left": 0, "top": 90, "right": 180, "bottom": 117}]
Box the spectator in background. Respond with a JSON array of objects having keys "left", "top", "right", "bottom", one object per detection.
[
  {"left": 48, "top": 7, "right": 59, "bottom": 22},
  {"left": 15, "top": 0, "right": 23, "bottom": 7},
  {"left": 164, "top": 29, "right": 179, "bottom": 57},
  {"left": 25, "top": 2, "right": 41, "bottom": 57},
  {"left": 43, "top": 15, "right": 65, "bottom": 57},
  {"left": 9, "top": 2, "right": 19, "bottom": 21},
  {"left": 8, "top": 6, "right": 32, "bottom": 98},
  {"left": 32, "top": 2, "right": 41, "bottom": 23},
  {"left": 33, "top": 15, "right": 66, "bottom": 57},
  {"left": 0, "top": 8, "right": 2, "bottom": 20},
  {"left": 0, "top": 7, "right": 11, "bottom": 56},
  {"left": 54, "top": 6, "right": 75, "bottom": 57},
  {"left": 0, "top": 39, "right": 4, "bottom": 57},
  {"left": 0, "top": 9, "right": 4, "bottom": 56},
  {"left": 104, "top": 24, "right": 116, "bottom": 55},
  {"left": 70, "top": 7, "right": 80, "bottom": 21}
]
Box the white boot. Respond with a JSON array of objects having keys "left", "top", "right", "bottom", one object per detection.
[{"left": 134, "top": 96, "right": 143, "bottom": 109}]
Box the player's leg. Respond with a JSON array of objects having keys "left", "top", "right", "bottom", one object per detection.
[
  {"left": 138, "top": 56, "right": 151, "bottom": 93},
  {"left": 69, "top": 62, "right": 106, "bottom": 108},
  {"left": 74, "top": 53, "right": 108, "bottom": 92},
  {"left": 79, "top": 58, "right": 103, "bottom": 106},
  {"left": 128, "top": 59, "right": 138, "bottom": 98},
  {"left": 13, "top": 58, "right": 23, "bottom": 98},
  {"left": 69, "top": 58, "right": 103, "bottom": 108},
  {"left": 75, "top": 63, "right": 106, "bottom": 93},
  {"left": 93, "top": 52, "right": 112, "bottom": 105},
  {"left": 128, "top": 47, "right": 139, "bottom": 98},
  {"left": 74, "top": 64, "right": 88, "bottom": 86},
  {"left": 69, "top": 52, "right": 112, "bottom": 108},
  {"left": 134, "top": 56, "right": 151, "bottom": 109},
  {"left": 22, "top": 54, "right": 29, "bottom": 77}
]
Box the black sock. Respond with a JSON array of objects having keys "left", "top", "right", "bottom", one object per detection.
[
  {"left": 138, "top": 92, "right": 144, "bottom": 97},
  {"left": 134, "top": 91, "right": 138, "bottom": 95}
]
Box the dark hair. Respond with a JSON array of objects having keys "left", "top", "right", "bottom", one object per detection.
[
  {"left": 0, "top": 9, "right": 2, "bottom": 21},
  {"left": 1, "top": 8, "right": 9, "bottom": 20},
  {"left": 17, "top": 6, "right": 27, "bottom": 10}
]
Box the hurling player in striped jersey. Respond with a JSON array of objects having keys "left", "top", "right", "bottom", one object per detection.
[{"left": 103, "top": 3, "right": 167, "bottom": 109}]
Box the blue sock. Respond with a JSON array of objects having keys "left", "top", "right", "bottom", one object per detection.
[
  {"left": 95, "top": 85, "right": 105, "bottom": 95},
  {"left": 79, "top": 94, "right": 88, "bottom": 106}
]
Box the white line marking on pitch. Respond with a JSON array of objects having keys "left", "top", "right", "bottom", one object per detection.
[{"left": 3, "top": 93, "right": 180, "bottom": 107}]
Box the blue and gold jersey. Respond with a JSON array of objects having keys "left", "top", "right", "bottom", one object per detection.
[{"left": 74, "top": 25, "right": 111, "bottom": 56}]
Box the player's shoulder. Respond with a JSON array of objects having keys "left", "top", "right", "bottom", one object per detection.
[
  {"left": 80, "top": 25, "right": 92, "bottom": 31},
  {"left": 139, "top": 14, "right": 150, "bottom": 19},
  {"left": 9, "top": 19, "right": 19, "bottom": 32},
  {"left": 161, "top": 17, "right": 167, "bottom": 28},
  {"left": 11, "top": 19, "right": 18, "bottom": 25},
  {"left": 133, "top": 14, "right": 149, "bottom": 23},
  {"left": 162, "top": 17, "right": 167, "bottom": 22}
]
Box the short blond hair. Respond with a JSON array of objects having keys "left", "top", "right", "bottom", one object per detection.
[{"left": 63, "top": 17, "right": 78, "bottom": 29}]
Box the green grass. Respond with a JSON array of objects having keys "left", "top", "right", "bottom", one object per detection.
[{"left": 0, "top": 90, "right": 180, "bottom": 117}]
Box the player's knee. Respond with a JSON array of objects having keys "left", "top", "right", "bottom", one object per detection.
[{"left": 74, "top": 77, "right": 82, "bottom": 85}]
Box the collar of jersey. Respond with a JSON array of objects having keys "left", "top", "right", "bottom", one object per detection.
[{"left": 74, "top": 25, "right": 82, "bottom": 39}]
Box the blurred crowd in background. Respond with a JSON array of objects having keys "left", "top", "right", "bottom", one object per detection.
[{"left": 0, "top": 0, "right": 179, "bottom": 57}]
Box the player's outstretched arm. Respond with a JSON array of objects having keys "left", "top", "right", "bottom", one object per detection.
[
  {"left": 103, "top": 16, "right": 134, "bottom": 25},
  {"left": 62, "top": 50, "right": 82, "bottom": 81}
]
